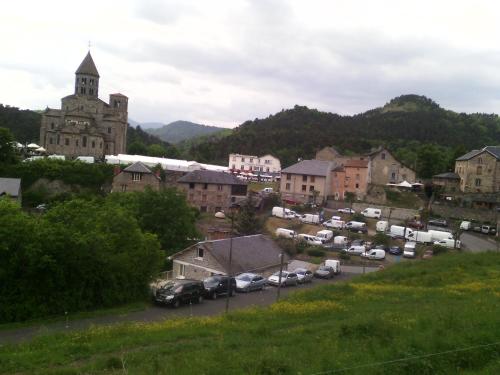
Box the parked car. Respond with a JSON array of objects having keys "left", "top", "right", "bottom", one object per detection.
[
  {"left": 345, "top": 245, "right": 366, "bottom": 255},
  {"left": 361, "top": 208, "right": 382, "bottom": 219},
  {"left": 293, "top": 268, "right": 314, "bottom": 283},
  {"left": 337, "top": 208, "right": 355, "bottom": 214},
  {"left": 154, "top": 279, "right": 204, "bottom": 308},
  {"left": 235, "top": 273, "right": 267, "bottom": 292},
  {"left": 481, "top": 225, "right": 497, "bottom": 235},
  {"left": 275, "top": 228, "right": 297, "bottom": 239},
  {"left": 351, "top": 239, "right": 366, "bottom": 247},
  {"left": 403, "top": 242, "right": 417, "bottom": 258},
  {"left": 361, "top": 249, "right": 386, "bottom": 260},
  {"left": 298, "top": 233, "right": 324, "bottom": 245},
  {"left": 428, "top": 218, "right": 448, "bottom": 227},
  {"left": 316, "top": 230, "right": 334, "bottom": 242},
  {"left": 299, "top": 213, "right": 321, "bottom": 224},
  {"left": 389, "top": 246, "right": 402, "bottom": 255},
  {"left": 322, "top": 218, "right": 345, "bottom": 230},
  {"left": 408, "top": 220, "right": 425, "bottom": 230},
  {"left": 267, "top": 271, "right": 299, "bottom": 287},
  {"left": 314, "top": 266, "right": 335, "bottom": 279},
  {"left": 434, "top": 239, "right": 461, "bottom": 249},
  {"left": 345, "top": 221, "right": 368, "bottom": 233},
  {"left": 460, "top": 221, "right": 472, "bottom": 231},
  {"left": 203, "top": 275, "right": 236, "bottom": 299}
]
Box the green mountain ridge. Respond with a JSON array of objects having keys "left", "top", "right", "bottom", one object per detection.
[{"left": 144, "top": 120, "right": 226, "bottom": 144}]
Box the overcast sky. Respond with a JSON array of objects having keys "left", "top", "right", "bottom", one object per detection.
[{"left": 1, "top": 0, "right": 500, "bottom": 127}]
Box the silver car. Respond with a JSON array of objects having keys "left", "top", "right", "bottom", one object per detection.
[
  {"left": 235, "top": 273, "right": 267, "bottom": 292},
  {"left": 293, "top": 268, "right": 314, "bottom": 283},
  {"left": 267, "top": 271, "right": 299, "bottom": 287}
]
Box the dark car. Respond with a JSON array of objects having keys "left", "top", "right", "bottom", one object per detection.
[
  {"left": 203, "top": 275, "right": 236, "bottom": 299},
  {"left": 314, "top": 266, "right": 335, "bottom": 279},
  {"left": 408, "top": 220, "right": 425, "bottom": 230},
  {"left": 428, "top": 218, "right": 448, "bottom": 227},
  {"left": 154, "top": 279, "right": 204, "bottom": 308},
  {"left": 389, "top": 246, "right": 402, "bottom": 255}
]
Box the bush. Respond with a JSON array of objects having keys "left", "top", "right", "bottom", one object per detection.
[
  {"left": 291, "top": 205, "right": 306, "bottom": 213},
  {"left": 296, "top": 241, "right": 308, "bottom": 254},
  {"left": 339, "top": 252, "right": 351, "bottom": 261},
  {"left": 306, "top": 247, "right": 326, "bottom": 257},
  {"left": 432, "top": 244, "right": 448, "bottom": 255},
  {"left": 373, "top": 233, "right": 390, "bottom": 246},
  {"left": 275, "top": 237, "right": 297, "bottom": 256},
  {"left": 351, "top": 213, "right": 366, "bottom": 222}
]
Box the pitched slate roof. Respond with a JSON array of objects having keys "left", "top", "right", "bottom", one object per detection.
[
  {"left": 208, "top": 234, "right": 288, "bottom": 274},
  {"left": 433, "top": 172, "right": 460, "bottom": 179},
  {"left": 456, "top": 146, "right": 500, "bottom": 161},
  {"left": 0, "top": 178, "right": 21, "bottom": 197},
  {"left": 177, "top": 170, "right": 246, "bottom": 185},
  {"left": 281, "top": 160, "right": 335, "bottom": 177},
  {"left": 123, "top": 161, "right": 154, "bottom": 174},
  {"left": 75, "top": 52, "right": 100, "bottom": 77}
]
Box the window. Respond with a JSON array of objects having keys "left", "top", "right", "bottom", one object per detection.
[
  {"left": 310, "top": 176, "right": 315, "bottom": 183},
  {"left": 302, "top": 185, "right": 306, "bottom": 192},
  {"left": 241, "top": 165, "right": 244, "bottom": 170},
  {"left": 65, "top": 138, "right": 69, "bottom": 146},
  {"left": 50, "top": 122, "right": 54, "bottom": 130},
  {"left": 132, "top": 173, "right": 142, "bottom": 181},
  {"left": 189, "top": 182, "right": 195, "bottom": 189},
  {"left": 89, "top": 78, "right": 94, "bottom": 85},
  {"left": 81, "top": 77, "right": 87, "bottom": 84},
  {"left": 203, "top": 183, "right": 208, "bottom": 190},
  {"left": 107, "top": 127, "right": 112, "bottom": 134},
  {"left": 200, "top": 206, "right": 208, "bottom": 212},
  {"left": 478, "top": 157, "right": 483, "bottom": 164},
  {"left": 302, "top": 175, "right": 307, "bottom": 182},
  {"left": 391, "top": 172, "right": 396, "bottom": 179},
  {"left": 266, "top": 167, "right": 270, "bottom": 172},
  {"left": 217, "top": 185, "right": 223, "bottom": 191},
  {"left": 57, "top": 135, "right": 60, "bottom": 145},
  {"left": 179, "top": 264, "right": 186, "bottom": 276},
  {"left": 475, "top": 178, "right": 481, "bottom": 186},
  {"left": 477, "top": 166, "right": 482, "bottom": 175},
  {"left": 89, "top": 88, "right": 94, "bottom": 95},
  {"left": 356, "top": 174, "right": 360, "bottom": 181},
  {"left": 381, "top": 153, "right": 386, "bottom": 160},
  {"left": 402, "top": 174, "right": 407, "bottom": 180},
  {"left": 49, "top": 137, "right": 53, "bottom": 144},
  {"left": 355, "top": 183, "right": 359, "bottom": 188},
  {"left": 242, "top": 157, "right": 245, "bottom": 162},
  {"left": 286, "top": 174, "right": 291, "bottom": 181},
  {"left": 197, "top": 248, "right": 204, "bottom": 259},
  {"left": 250, "top": 158, "right": 253, "bottom": 163},
  {"left": 80, "top": 87, "right": 86, "bottom": 94},
  {"left": 309, "top": 185, "right": 314, "bottom": 192},
  {"left": 76, "top": 139, "right": 79, "bottom": 147},
  {"left": 121, "top": 185, "right": 127, "bottom": 192},
  {"left": 265, "top": 159, "right": 271, "bottom": 164},
  {"left": 91, "top": 141, "right": 95, "bottom": 148},
  {"left": 232, "top": 164, "right": 236, "bottom": 169},
  {"left": 285, "top": 183, "right": 290, "bottom": 190},
  {"left": 82, "top": 136, "right": 87, "bottom": 147},
  {"left": 202, "top": 194, "right": 207, "bottom": 202}
]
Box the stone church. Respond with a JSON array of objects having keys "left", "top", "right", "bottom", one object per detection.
[{"left": 39, "top": 52, "right": 128, "bottom": 159}]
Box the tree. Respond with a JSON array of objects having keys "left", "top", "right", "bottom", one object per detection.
[
  {"left": 0, "top": 127, "right": 17, "bottom": 164},
  {"left": 128, "top": 141, "right": 148, "bottom": 155},
  {"left": 147, "top": 144, "right": 167, "bottom": 157},
  {"left": 344, "top": 192, "right": 356, "bottom": 209},
  {"left": 234, "top": 195, "right": 262, "bottom": 235}
]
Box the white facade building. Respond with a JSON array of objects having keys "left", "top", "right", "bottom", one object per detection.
[{"left": 228, "top": 153, "right": 281, "bottom": 174}]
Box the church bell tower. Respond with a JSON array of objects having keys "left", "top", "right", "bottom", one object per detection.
[{"left": 74, "top": 52, "right": 100, "bottom": 97}]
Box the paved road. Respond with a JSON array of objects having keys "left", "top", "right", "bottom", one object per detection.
[
  {"left": 460, "top": 232, "right": 498, "bottom": 252},
  {"left": 0, "top": 271, "right": 364, "bottom": 346}
]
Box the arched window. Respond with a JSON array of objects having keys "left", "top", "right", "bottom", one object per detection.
[
  {"left": 91, "top": 141, "right": 95, "bottom": 148},
  {"left": 82, "top": 136, "right": 87, "bottom": 147}
]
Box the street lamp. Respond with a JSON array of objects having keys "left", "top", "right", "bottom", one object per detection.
[{"left": 225, "top": 203, "right": 238, "bottom": 313}]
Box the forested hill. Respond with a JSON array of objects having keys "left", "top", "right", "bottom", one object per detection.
[
  {"left": 145, "top": 120, "right": 225, "bottom": 144},
  {"left": 186, "top": 95, "right": 500, "bottom": 177},
  {"left": 0, "top": 104, "right": 169, "bottom": 154}
]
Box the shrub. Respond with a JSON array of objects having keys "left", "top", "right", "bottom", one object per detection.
[
  {"left": 339, "top": 252, "right": 351, "bottom": 261},
  {"left": 373, "top": 233, "right": 390, "bottom": 246},
  {"left": 275, "top": 238, "right": 297, "bottom": 256},
  {"left": 351, "top": 213, "right": 366, "bottom": 222},
  {"left": 306, "top": 247, "right": 326, "bottom": 257},
  {"left": 296, "top": 241, "right": 308, "bottom": 254},
  {"left": 432, "top": 244, "right": 448, "bottom": 255}
]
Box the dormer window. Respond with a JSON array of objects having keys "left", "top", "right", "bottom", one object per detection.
[
  {"left": 132, "top": 173, "right": 142, "bottom": 181},
  {"left": 197, "top": 247, "right": 204, "bottom": 259},
  {"left": 381, "top": 153, "right": 386, "bottom": 160}
]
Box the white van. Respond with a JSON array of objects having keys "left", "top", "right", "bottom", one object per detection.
[
  {"left": 272, "top": 207, "right": 295, "bottom": 219},
  {"left": 48, "top": 154, "right": 66, "bottom": 160},
  {"left": 316, "top": 230, "right": 334, "bottom": 242},
  {"left": 406, "top": 231, "right": 432, "bottom": 244},
  {"left": 298, "top": 234, "right": 323, "bottom": 246},
  {"left": 434, "top": 239, "right": 461, "bottom": 249},
  {"left": 428, "top": 230, "right": 453, "bottom": 242},
  {"left": 299, "top": 214, "right": 320, "bottom": 225},
  {"left": 275, "top": 228, "right": 297, "bottom": 239},
  {"left": 333, "top": 236, "right": 348, "bottom": 245},
  {"left": 323, "top": 219, "right": 345, "bottom": 230},
  {"left": 390, "top": 225, "right": 413, "bottom": 239},
  {"left": 403, "top": 242, "right": 417, "bottom": 258},
  {"left": 76, "top": 156, "right": 95, "bottom": 163},
  {"left": 345, "top": 221, "right": 368, "bottom": 233},
  {"left": 324, "top": 259, "right": 341, "bottom": 274},
  {"left": 460, "top": 221, "right": 471, "bottom": 231},
  {"left": 361, "top": 249, "right": 386, "bottom": 260},
  {"left": 361, "top": 208, "right": 382, "bottom": 219},
  {"left": 376, "top": 221, "right": 388, "bottom": 232}
]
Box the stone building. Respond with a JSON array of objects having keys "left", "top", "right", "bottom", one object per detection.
[
  {"left": 169, "top": 234, "right": 288, "bottom": 280},
  {"left": 432, "top": 172, "right": 461, "bottom": 194},
  {"left": 280, "top": 160, "right": 336, "bottom": 204},
  {"left": 368, "top": 148, "right": 416, "bottom": 185},
  {"left": 177, "top": 170, "right": 248, "bottom": 213},
  {"left": 455, "top": 146, "right": 500, "bottom": 193},
  {"left": 39, "top": 52, "right": 128, "bottom": 159},
  {"left": 111, "top": 162, "right": 161, "bottom": 193},
  {"left": 331, "top": 160, "right": 370, "bottom": 200}
]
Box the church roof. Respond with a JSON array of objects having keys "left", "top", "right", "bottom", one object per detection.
[{"left": 75, "top": 52, "right": 100, "bottom": 77}]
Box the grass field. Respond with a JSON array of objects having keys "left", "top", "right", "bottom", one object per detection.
[{"left": 1, "top": 252, "right": 499, "bottom": 374}]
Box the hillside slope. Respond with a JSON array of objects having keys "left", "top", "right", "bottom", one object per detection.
[
  {"left": 145, "top": 120, "right": 225, "bottom": 143},
  {"left": 186, "top": 95, "right": 500, "bottom": 173},
  {"left": 2, "top": 252, "right": 499, "bottom": 374}
]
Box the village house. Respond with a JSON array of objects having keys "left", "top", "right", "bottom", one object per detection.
[
  {"left": 111, "top": 161, "right": 161, "bottom": 192},
  {"left": 169, "top": 234, "right": 289, "bottom": 280},
  {"left": 432, "top": 172, "right": 461, "bottom": 194},
  {"left": 177, "top": 170, "right": 248, "bottom": 213},
  {"left": 228, "top": 153, "right": 281, "bottom": 178},
  {"left": 331, "top": 159, "right": 370, "bottom": 200},
  {"left": 280, "top": 160, "right": 336, "bottom": 204},
  {"left": 455, "top": 146, "right": 500, "bottom": 193},
  {"left": 0, "top": 178, "right": 22, "bottom": 203}
]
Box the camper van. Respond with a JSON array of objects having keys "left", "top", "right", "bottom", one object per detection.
[
  {"left": 298, "top": 234, "right": 323, "bottom": 246},
  {"left": 406, "top": 231, "right": 432, "bottom": 244},
  {"left": 272, "top": 207, "right": 295, "bottom": 219},
  {"left": 316, "top": 230, "right": 334, "bottom": 242},
  {"left": 275, "top": 228, "right": 297, "bottom": 239},
  {"left": 403, "top": 242, "right": 417, "bottom": 258},
  {"left": 376, "top": 221, "right": 388, "bottom": 233},
  {"left": 299, "top": 214, "right": 321, "bottom": 225},
  {"left": 361, "top": 208, "right": 382, "bottom": 219},
  {"left": 345, "top": 221, "right": 368, "bottom": 233},
  {"left": 390, "top": 225, "right": 413, "bottom": 239},
  {"left": 323, "top": 218, "right": 345, "bottom": 230},
  {"left": 428, "top": 230, "right": 453, "bottom": 242}
]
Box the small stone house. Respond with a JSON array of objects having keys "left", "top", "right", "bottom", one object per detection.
[
  {"left": 368, "top": 148, "right": 416, "bottom": 185},
  {"left": 432, "top": 172, "right": 460, "bottom": 193},
  {"left": 455, "top": 146, "right": 500, "bottom": 193},
  {"left": 177, "top": 170, "right": 248, "bottom": 213},
  {"left": 0, "top": 178, "right": 22, "bottom": 203},
  {"left": 170, "top": 234, "right": 289, "bottom": 280},
  {"left": 111, "top": 162, "right": 161, "bottom": 192}
]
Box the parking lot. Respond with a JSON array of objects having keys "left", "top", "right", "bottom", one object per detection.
[{"left": 0, "top": 269, "right": 368, "bottom": 345}]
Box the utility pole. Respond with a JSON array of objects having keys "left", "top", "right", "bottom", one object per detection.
[
  {"left": 276, "top": 252, "right": 285, "bottom": 302},
  {"left": 225, "top": 206, "right": 236, "bottom": 314}
]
